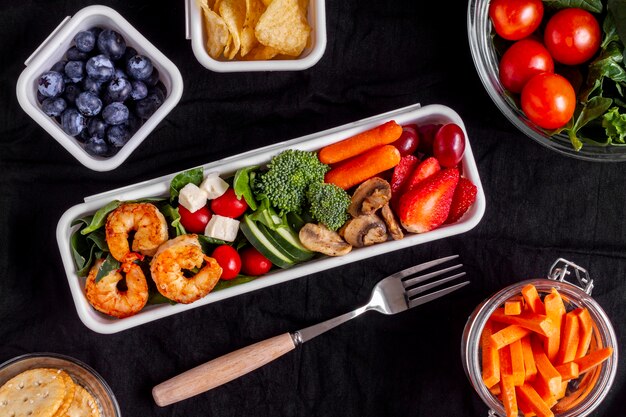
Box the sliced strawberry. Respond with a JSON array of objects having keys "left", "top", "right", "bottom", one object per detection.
[
  {"left": 397, "top": 168, "right": 459, "bottom": 233},
  {"left": 390, "top": 154, "right": 419, "bottom": 195},
  {"left": 445, "top": 177, "right": 478, "bottom": 224},
  {"left": 404, "top": 156, "right": 441, "bottom": 193}
]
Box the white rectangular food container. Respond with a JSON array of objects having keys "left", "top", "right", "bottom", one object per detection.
[
  {"left": 186, "top": 0, "right": 326, "bottom": 72},
  {"left": 16, "top": 5, "right": 184, "bottom": 172},
  {"left": 56, "top": 103, "right": 486, "bottom": 334}
]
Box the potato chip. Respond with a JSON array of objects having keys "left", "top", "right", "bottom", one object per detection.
[
  {"left": 254, "top": 0, "right": 311, "bottom": 57},
  {"left": 261, "top": 0, "right": 272, "bottom": 7},
  {"left": 220, "top": 0, "right": 246, "bottom": 59},
  {"left": 240, "top": 0, "right": 265, "bottom": 57},
  {"left": 242, "top": 44, "right": 279, "bottom": 60},
  {"left": 198, "top": 0, "right": 231, "bottom": 59}
]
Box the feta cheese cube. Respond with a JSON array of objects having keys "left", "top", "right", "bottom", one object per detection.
[
  {"left": 204, "top": 214, "right": 240, "bottom": 242},
  {"left": 200, "top": 173, "right": 229, "bottom": 199},
  {"left": 178, "top": 183, "right": 208, "bottom": 213}
]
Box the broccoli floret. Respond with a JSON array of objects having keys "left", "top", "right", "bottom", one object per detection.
[
  {"left": 257, "top": 149, "right": 329, "bottom": 214},
  {"left": 306, "top": 182, "right": 351, "bottom": 231}
]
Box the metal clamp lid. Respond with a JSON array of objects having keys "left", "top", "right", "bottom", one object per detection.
[{"left": 548, "top": 258, "right": 594, "bottom": 295}]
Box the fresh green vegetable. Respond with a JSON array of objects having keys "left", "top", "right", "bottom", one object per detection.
[
  {"left": 94, "top": 253, "right": 121, "bottom": 283},
  {"left": 80, "top": 200, "right": 121, "bottom": 235},
  {"left": 602, "top": 106, "right": 626, "bottom": 141},
  {"left": 169, "top": 167, "right": 204, "bottom": 202},
  {"left": 306, "top": 182, "right": 351, "bottom": 231},
  {"left": 157, "top": 202, "right": 186, "bottom": 236},
  {"left": 543, "top": 0, "right": 603, "bottom": 13},
  {"left": 239, "top": 214, "right": 298, "bottom": 269},
  {"left": 256, "top": 149, "right": 329, "bottom": 214},
  {"left": 233, "top": 165, "right": 259, "bottom": 210}
]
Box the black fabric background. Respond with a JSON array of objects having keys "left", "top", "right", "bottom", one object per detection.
[{"left": 1, "top": 1, "right": 625, "bottom": 416}]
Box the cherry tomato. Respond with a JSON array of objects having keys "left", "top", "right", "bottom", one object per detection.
[
  {"left": 210, "top": 188, "right": 248, "bottom": 219},
  {"left": 240, "top": 246, "right": 272, "bottom": 276},
  {"left": 178, "top": 205, "right": 212, "bottom": 234},
  {"left": 392, "top": 124, "right": 419, "bottom": 156},
  {"left": 416, "top": 123, "right": 442, "bottom": 155},
  {"left": 488, "top": 0, "right": 543, "bottom": 41},
  {"left": 544, "top": 8, "right": 601, "bottom": 65},
  {"left": 521, "top": 72, "right": 576, "bottom": 130},
  {"left": 211, "top": 245, "right": 241, "bottom": 280},
  {"left": 499, "top": 38, "right": 554, "bottom": 94},
  {"left": 432, "top": 124, "right": 466, "bottom": 168}
]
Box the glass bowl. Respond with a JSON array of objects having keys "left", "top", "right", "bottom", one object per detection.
[
  {"left": 0, "top": 352, "right": 121, "bottom": 417},
  {"left": 467, "top": 0, "right": 626, "bottom": 162}
]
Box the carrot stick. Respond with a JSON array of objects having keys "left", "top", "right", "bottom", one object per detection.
[
  {"left": 318, "top": 120, "right": 403, "bottom": 164},
  {"left": 531, "top": 337, "right": 562, "bottom": 397},
  {"left": 574, "top": 347, "right": 613, "bottom": 374},
  {"left": 481, "top": 320, "right": 501, "bottom": 388},
  {"left": 521, "top": 336, "right": 537, "bottom": 382},
  {"left": 516, "top": 384, "right": 554, "bottom": 417},
  {"left": 491, "top": 325, "right": 532, "bottom": 350},
  {"left": 532, "top": 372, "right": 558, "bottom": 409},
  {"left": 555, "top": 380, "right": 568, "bottom": 400},
  {"left": 324, "top": 145, "right": 401, "bottom": 190},
  {"left": 490, "top": 308, "right": 555, "bottom": 337},
  {"left": 510, "top": 339, "right": 526, "bottom": 386},
  {"left": 522, "top": 284, "right": 545, "bottom": 315},
  {"left": 500, "top": 345, "right": 513, "bottom": 376},
  {"left": 517, "top": 395, "right": 537, "bottom": 417},
  {"left": 574, "top": 307, "right": 594, "bottom": 359},
  {"left": 505, "top": 300, "right": 523, "bottom": 315},
  {"left": 501, "top": 374, "right": 518, "bottom": 417},
  {"left": 555, "top": 362, "right": 579, "bottom": 381},
  {"left": 543, "top": 288, "right": 566, "bottom": 362},
  {"left": 489, "top": 383, "right": 502, "bottom": 397},
  {"left": 556, "top": 311, "right": 580, "bottom": 365}
]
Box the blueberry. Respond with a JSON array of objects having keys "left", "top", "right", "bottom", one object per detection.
[
  {"left": 76, "top": 91, "right": 103, "bottom": 116},
  {"left": 88, "top": 26, "right": 103, "bottom": 39},
  {"left": 66, "top": 46, "right": 89, "bottom": 61},
  {"left": 61, "top": 108, "right": 86, "bottom": 136},
  {"left": 88, "top": 117, "right": 107, "bottom": 138},
  {"left": 126, "top": 111, "right": 141, "bottom": 134},
  {"left": 102, "top": 102, "right": 129, "bottom": 125},
  {"left": 64, "top": 61, "right": 84, "bottom": 83},
  {"left": 50, "top": 60, "right": 67, "bottom": 73},
  {"left": 86, "top": 54, "right": 115, "bottom": 82},
  {"left": 106, "top": 76, "right": 132, "bottom": 102},
  {"left": 63, "top": 83, "right": 82, "bottom": 104},
  {"left": 130, "top": 80, "right": 148, "bottom": 100},
  {"left": 122, "top": 46, "right": 138, "bottom": 67},
  {"left": 144, "top": 67, "right": 159, "bottom": 87},
  {"left": 84, "top": 136, "right": 111, "bottom": 157},
  {"left": 107, "top": 124, "right": 131, "bottom": 147},
  {"left": 126, "top": 55, "right": 153, "bottom": 81},
  {"left": 114, "top": 67, "right": 126, "bottom": 80},
  {"left": 150, "top": 82, "right": 167, "bottom": 103},
  {"left": 38, "top": 71, "right": 65, "bottom": 98},
  {"left": 135, "top": 93, "right": 162, "bottom": 119},
  {"left": 37, "top": 91, "right": 47, "bottom": 104},
  {"left": 41, "top": 97, "right": 67, "bottom": 117},
  {"left": 97, "top": 29, "right": 126, "bottom": 60},
  {"left": 74, "top": 30, "right": 96, "bottom": 52},
  {"left": 82, "top": 77, "right": 103, "bottom": 94}
]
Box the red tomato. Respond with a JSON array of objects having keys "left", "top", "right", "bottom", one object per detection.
[
  {"left": 499, "top": 38, "right": 554, "bottom": 94},
  {"left": 211, "top": 245, "right": 241, "bottom": 280},
  {"left": 432, "top": 124, "right": 466, "bottom": 168},
  {"left": 240, "top": 246, "right": 272, "bottom": 276},
  {"left": 544, "top": 8, "right": 601, "bottom": 65},
  {"left": 178, "top": 205, "right": 212, "bottom": 234},
  {"left": 521, "top": 72, "right": 576, "bottom": 130},
  {"left": 210, "top": 188, "right": 248, "bottom": 219},
  {"left": 489, "top": 0, "right": 543, "bottom": 41},
  {"left": 392, "top": 125, "right": 419, "bottom": 156}
]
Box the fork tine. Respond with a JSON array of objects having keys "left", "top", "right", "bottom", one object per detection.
[
  {"left": 407, "top": 281, "right": 470, "bottom": 309},
  {"left": 388, "top": 254, "right": 459, "bottom": 280},
  {"left": 402, "top": 263, "right": 463, "bottom": 288},
  {"left": 404, "top": 272, "right": 467, "bottom": 298}
]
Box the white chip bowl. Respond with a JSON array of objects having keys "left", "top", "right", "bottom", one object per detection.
[
  {"left": 16, "top": 5, "right": 184, "bottom": 172},
  {"left": 186, "top": 0, "right": 327, "bottom": 72}
]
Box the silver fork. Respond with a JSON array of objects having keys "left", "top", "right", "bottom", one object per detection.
[{"left": 152, "top": 255, "right": 469, "bottom": 407}]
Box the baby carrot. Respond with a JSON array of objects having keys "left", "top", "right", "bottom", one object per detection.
[
  {"left": 482, "top": 320, "right": 501, "bottom": 388},
  {"left": 555, "top": 311, "right": 580, "bottom": 365},
  {"left": 574, "top": 307, "right": 593, "bottom": 359},
  {"left": 325, "top": 145, "right": 401, "bottom": 190},
  {"left": 543, "top": 288, "right": 566, "bottom": 362},
  {"left": 574, "top": 347, "right": 613, "bottom": 374},
  {"left": 318, "top": 120, "right": 403, "bottom": 164},
  {"left": 522, "top": 284, "right": 545, "bottom": 315}
]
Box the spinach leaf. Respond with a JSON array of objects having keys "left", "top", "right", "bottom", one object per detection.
[
  {"left": 198, "top": 234, "right": 229, "bottom": 253},
  {"left": 71, "top": 229, "right": 95, "bottom": 276},
  {"left": 157, "top": 202, "right": 186, "bottom": 236},
  {"left": 94, "top": 253, "right": 121, "bottom": 283},
  {"left": 80, "top": 200, "right": 122, "bottom": 235},
  {"left": 233, "top": 166, "right": 259, "bottom": 210},
  {"left": 213, "top": 275, "right": 258, "bottom": 291},
  {"left": 169, "top": 167, "right": 204, "bottom": 202},
  {"left": 147, "top": 291, "right": 177, "bottom": 305},
  {"left": 543, "top": 0, "right": 603, "bottom": 13}
]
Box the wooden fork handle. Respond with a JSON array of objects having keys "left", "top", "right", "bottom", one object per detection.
[{"left": 152, "top": 332, "right": 296, "bottom": 406}]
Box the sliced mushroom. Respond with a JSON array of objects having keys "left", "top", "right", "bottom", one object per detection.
[
  {"left": 381, "top": 203, "right": 404, "bottom": 240},
  {"left": 299, "top": 223, "right": 352, "bottom": 256},
  {"left": 342, "top": 214, "right": 388, "bottom": 248},
  {"left": 348, "top": 177, "right": 392, "bottom": 217}
]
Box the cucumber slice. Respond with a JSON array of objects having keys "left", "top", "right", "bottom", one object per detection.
[
  {"left": 265, "top": 225, "right": 314, "bottom": 262},
  {"left": 240, "top": 215, "right": 296, "bottom": 269}
]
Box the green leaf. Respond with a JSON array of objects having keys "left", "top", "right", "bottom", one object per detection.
[
  {"left": 147, "top": 291, "right": 177, "bottom": 305},
  {"left": 158, "top": 203, "right": 187, "bottom": 236},
  {"left": 609, "top": 0, "right": 626, "bottom": 46},
  {"left": 94, "top": 254, "right": 121, "bottom": 283},
  {"left": 603, "top": 106, "right": 626, "bottom": 142},
  {"left": 86, "top": 229, "right": 108, "bottom": 251},
  {"left": 170, "top": 167, "right": 204, "bottom": 202},
  {"left": 80, "top": 200, "right": 122, "bottom": 235},
  {"left": 543, "top": 0, "right": 603, "bottom": 13},
  {"left": 233, "top": 166, "right": 259, "bottom": 211},
  {"left": 213, "top": 275, "right": 258, "bottom": 291},
  {"left": 198, "top": 234, "right": 229, "bottom": 253}
]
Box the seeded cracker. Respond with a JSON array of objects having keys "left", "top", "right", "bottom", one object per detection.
[
  {"left": 255, "top": 0, "right": 311, "bottom": 56},
  {"left": 0, "top": 368, "right": 68, "bottom": 417},
  {"left": 66, "top": 384, "right": 101, "bottom": 417},
  {"left": 52, "top": 370, "right": 76, "bottom": 417}
]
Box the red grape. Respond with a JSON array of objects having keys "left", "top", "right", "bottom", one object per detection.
[
  {"left": 432, "top": 123, "right": 466, "bottom": 167},
  {"left": 392, "top": 125, "right": 419, "bottom": 156},
  {"left": 417, "top": 123, "right": 442, "bottom": 155}
]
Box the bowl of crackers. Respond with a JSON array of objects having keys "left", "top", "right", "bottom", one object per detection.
[
  {"left": 0, "top": 353, "right": 120, "bottom": 417},
  {"left": 186, "top": 0, "right": 326, "bottom": 71}
]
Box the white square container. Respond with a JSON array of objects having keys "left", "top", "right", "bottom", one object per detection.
[
  {"left": 186, "top": 0, "right": 327, "bottom": 72},
  {"left": 16, "top": 5, "right": 184, "bottom": 172},
  {"left": 56, "top": 103, "right": 486, "bottom": 334}
]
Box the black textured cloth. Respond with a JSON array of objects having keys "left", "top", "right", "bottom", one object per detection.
[{"left": 1, "top": 1, "right": 625, "bottom": 416}]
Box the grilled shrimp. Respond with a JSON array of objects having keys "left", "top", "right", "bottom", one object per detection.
[
  {"left": 150, "top": 234, "right": 222, "bottom": 304},
  {"left": 85, "top": 258, "right": 149, "bottom": 318},
  {"left": 105, "top": 202, "right": 169, "bottom": 262}
]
